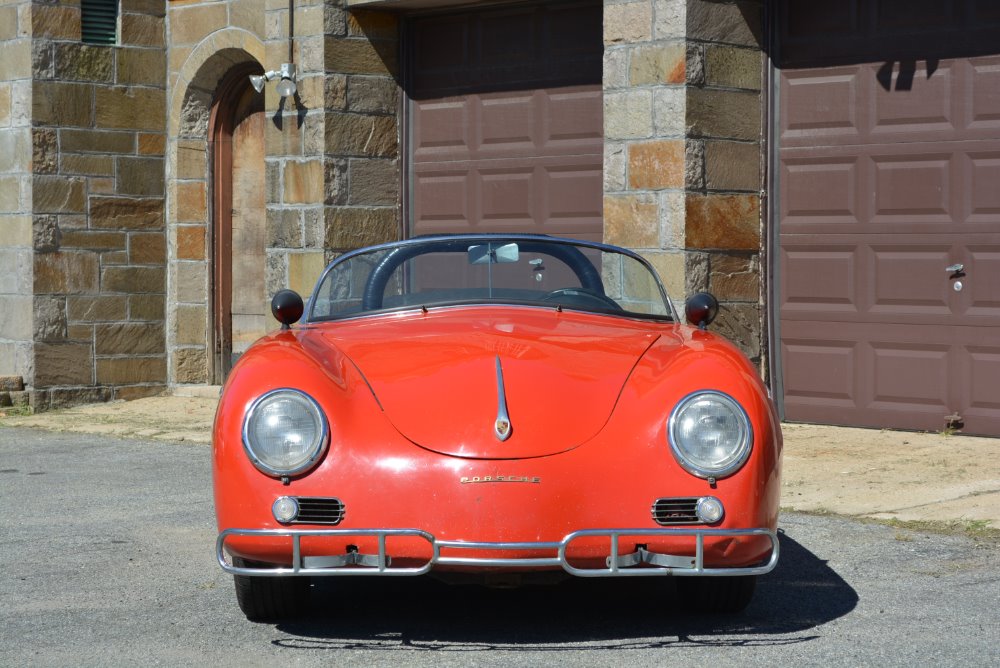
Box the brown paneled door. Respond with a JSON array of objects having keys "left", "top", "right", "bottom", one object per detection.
[
  {"left": 776, "top": 2, "right": 1000, "bottom": 435},
  {"left": 211, "top": 66, "right": 266, "bottom": 383},
  {"left": 405, "top": 0, "right": 603, "bottom": 241}
]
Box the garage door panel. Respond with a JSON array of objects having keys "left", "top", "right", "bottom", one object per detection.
[
  {"left": 780, "top": 68, "right": 864, "bottom": 144},
  {"left": 869, "top": 245, "right": 953, "bottom": 315},
  {"left": 968, "top": 57, "right": 1000, "bottom": 127},
  {"left": 479, "top": 168, "right": 535, "bottom": 225},
  {"left": 781, "top": 338, "right": 857, "bottom": 404},
  {"left": 965, "top": 247, "right": 1000, "bottom": 317},
  {"left": 412, "top": 98, "right": 472, "bottom": 159},
  {"left": 872, "top": 154, "right": 953, "bottom": 222},
  {"left": 870, "top": 342, "right": 950, "bottom": 408},
  {"left": 548, "top": 87, "right": 604, "bottom": 145},
  {"left": 782, "top": 158, "right": 860, "bottom": 226},
  {"left": 781, "top": 246, "right": 859, "bottom": 313},
  {"left": 871, "top": 61, "right": 955, "bottom": 134}
]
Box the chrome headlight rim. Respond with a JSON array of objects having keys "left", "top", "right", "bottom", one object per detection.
[
  {"left": 242, "top": 388, "right": 330, "bottom": 477},
  {"left": 668, "top": 390, "right": 753, "bottom": 479}
]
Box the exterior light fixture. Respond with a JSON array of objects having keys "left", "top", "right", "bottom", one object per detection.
[{"left": 249, "top": 63, "right": 297, "bottom": 98}]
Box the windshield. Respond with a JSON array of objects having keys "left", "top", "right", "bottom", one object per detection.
[{"left": 307, "top": 236, "right": 673, "bottom": 321}]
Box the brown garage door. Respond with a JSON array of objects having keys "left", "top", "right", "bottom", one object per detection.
[
  {"left": 776, "top": 2, "right": 1000, "bottom": 435},
  {"left": 405, "top": 0, "right": 603, "bottom": 241}
]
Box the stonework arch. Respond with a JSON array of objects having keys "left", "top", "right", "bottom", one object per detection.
[{"left": 165, "top": 30, "right": 265, "bottom": 387}]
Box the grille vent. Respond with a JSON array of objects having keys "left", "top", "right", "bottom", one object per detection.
[
  {"left": 292, "top": 497, "right": 345, "bottom": 525},
  {"left": 651, "top": 497, "right": 701, "bottom": 526},
  {"left": 82, "top": 0, "right": 118, "bottom": 45}
]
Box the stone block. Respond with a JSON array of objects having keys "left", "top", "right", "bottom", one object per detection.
[
  {"left": 122, "top": 0, "right": 167, "bottom": 17},
  {"left": 117, "top": 47, "right": 167, "bottom": 87},
  {"left": 628, "top": 140, "right": 684, "bottom": 190},
  {"left": 114, "top": 384, "right": 167, "bottom": 401},
  {"left": 325, "top": 158, "right": 348, "bottom": 206},
  {"left": 173, "top": 347, "right": 209, "bottom": 384},
  {"left": 324, "top": 206, "right": 397, "bottom": 251},
  {"left": 288, "top": 251, "right": 326, "bottom": 297},
  {"left": 0, "top": 294, "right": 32, "bottom": 340},
  {"left": 61, "top": 154, "right": 114, "bottom": 177},
  {"left": 61, "top": 230, "right": 126, "bottom": 251},
  {"left": 712, "top": 301, "right": 761, "bottom": 360},
  {"left": 604, "top": 142, "right": 626, "bottom": 192},
  {"left": 0, "top": 41, "right": 30, "bottom": 81},
  {"left": 53, "top": 43, "right": 114, "bottom": 83},
  {"left": 60, "top": 129, "right": 136, "bottom": 154},
  {"left": 604, "top": 90, "right": 652, "bottom": 140},
  {"left": 34, "top": 251, "right": 100, "bottom": 294},
  {"left": 130, "top": 231, "right": 166, "bottom": 265},
  {"left": 33, "top": 176, "right": 85, "bottom": 214},
  {"left": 9, "top": 391, "right": 30, "bottom": 409},
  {"left": 0, "top": 247, "right": 31, "bottom": 294},
  {"left": 32, "top": 82, "right": 93, "bottom": 127},
  {"left": 687, "top": 0, "right": 763, "bottom": 48},
  {"left": 324, "top": 36, "right": 394, "bottom": 75},
  {"left": 67, "top": 295, "right": 128, "bottom": 323},
  {"left": 90, "top": 197, "right": 163, "bottom": 230},
  {"left": 33, "top": 214, "right": 61, "bottom": 252},
  {"left": 175, "top": 181, "right": 206, "bottom": 223},
  {"left": 603, "top": 194, "right": 659, "bottom": 248},
  {"left": 33, "top": 342, "right": 93, "bottom": 387},
  {"left": 175, "top": 225, "right": 205, "bottom": 261},
  {"left": 33, "top": 41, "right": 54, "bottom": 79},
  {"left": 121, "top": 13, "right": 165, "bottom": 47},
  {"left": 0, "top": 176, "right": 23, "bottom": 213},
  {"left": 172, "top": 262, "right": 207, "bottom": 304},
  {"left": 138, "top": 133, "right": 165, "bottom": 156},
  {"left": 67, "top": 324, "right": 92, "bottom": 341},
  {"left": 653, "top": 0, "right": 685, "bottom": 39},
  {"left": 34, "top": 296, "right": 67, "bottom": 341},
  {"left": 175, "top": 141, "right": 206, "bottom": 179},
  {"left": 230, "top": 0, "right": 264, "bottom": 38},
  {"left": 101, "top": 250, "right": 129, "bottom": 265},
  {"left": 0, "top": 376, "right": 24, "bottom": 392},
  {"left": 709, "top": 252, "right": 760, "bottom": 302},
  {"left": 102, "top": 266, "right": 165, "bottom": 294},
  {"left": 325, "top": 113, "right": 397, "bottom": 157},
  {"left": 283, "top": 160, "right": 324, "bottom": 204},
  {"left": 705, "top": 140, "right": 761, "bottom": 192},
  {"left": 95, "top": 87, "right": 165, "bottom": 131},
  {"left": 116, "top": 156, "right": 164, "bottom": 197},
  {"left": 265, "top": 115, "right": 302, "bottom": 156},
  {"left": 0, "top": 7, "right": 16, "bottom": 41},
  {"left": 32, "top": 4, "right": 81, "bottom": 40},
  {"left": 304, "top": 209, "right": 324, "bottom": 248},
  {"left": 325, "top": 73, "right": 348, "bottom": 110},
  {"left": 685, "top": 139, "right": 705, "bottom": 190},
  {"left": 0, "top": 215, "right": 32, "bottom": 248},
  {"left": 95, "top": 322, "right": 165, "bottom": 355},
  {"left": 629, "top": 43, "right": 685, "bottom": 86},
  {"left": 48, "top": 387, "right": 112, "bottom": 410},
  {"left": 31, "top": 128, "right": 57, "bottom": 174},
  {"left": 129, "top": 294, "right": 165, "bottom": 322},
  {"left": 684, "top": 193, "right": 760, "bottom": 251},
  {"left": 604, "top": 1, "right": 653, "bottom": 44},
  {"left": 685, "top": 250, "right": 709, "bottom": 294},
  {"left": 640, "top": 251, "right": 685, "bottom": 302},
  {"left": 706, "top": 45, "right": 761, "bottom": 90},
  {"left": 267, "top": 209, "right": 302, "bottom": 248},
  {"left": 347, "top": 9, "right": 398, "bottom": 40},
  {"left": 687, "top": 88, "right": 761, "bottom": 141},
  {"left": 348, "top": 158, "right": 397, "bottom": 206},
  {"left": 346, "top": 75, "right": 397, "bottom": 114},
  {"left": 168, "top": 4, "right": 225, "bottom": 45},
  {"left": 0, "top": 83, "right": 11, "bottom": 127},
  {"left": 174, "top": 304, "right": 206, "bottom": 345},
  {"left": 96, "top": 357, "right": 166, "bottom": 385},
  {"left": 686, "top": 42, "right": 705, "bottom": 86}
]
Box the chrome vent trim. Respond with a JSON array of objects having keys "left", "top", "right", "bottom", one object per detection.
[
  {"left": 292, "top": 497, "right": 345, "bottom": 525},
  {"left": 651, "top": 497, "right": 701, "bottom": 526}
]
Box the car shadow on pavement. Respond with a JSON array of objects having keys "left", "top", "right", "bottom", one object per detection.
[{"left": 270, "top": 530, "right": 858, "bottom": 651}]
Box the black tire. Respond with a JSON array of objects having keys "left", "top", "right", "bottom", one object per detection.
[
  {"left": 232, "top": 557, "right": 311, "bottom": 622},
  {"left": 676, "top": 575, "right": 757, "bottom": 614}
]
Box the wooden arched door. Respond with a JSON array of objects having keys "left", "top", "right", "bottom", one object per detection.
[{"left": 210, "top": 65, "right": 266, "bottom": 382}]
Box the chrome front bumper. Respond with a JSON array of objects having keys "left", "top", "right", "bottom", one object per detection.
[{"left": 217, "top": 527, "right": 779, "bottom": 578}]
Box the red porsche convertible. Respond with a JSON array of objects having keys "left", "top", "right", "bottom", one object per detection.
[{"left": 214, "top": 234, "right": 782, "bottom": 621}]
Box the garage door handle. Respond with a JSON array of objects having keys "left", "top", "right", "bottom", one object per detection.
[{"left": 946, "top": 264, "right": 964, "bottom": 274}]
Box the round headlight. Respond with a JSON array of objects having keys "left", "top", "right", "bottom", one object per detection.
[
  {"left": 243, "top": 389, "right": 329, "bottom": 477},
  {"left": 668, "top": 391, "right": 752, "bottom": 478}
]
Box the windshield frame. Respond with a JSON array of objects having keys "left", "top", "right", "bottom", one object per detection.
[{"left": 304, "top": 234, "right": 678, "bottom": 323}]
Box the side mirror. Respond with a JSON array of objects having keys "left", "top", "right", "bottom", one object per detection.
[
  {"left": 271, "top": 289, "right": 304, "bottom": 330},
  {"left": 684, "top": 292, "right": 719, "bottom": 329}
]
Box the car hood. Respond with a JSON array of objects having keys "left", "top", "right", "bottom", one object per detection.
[{"left": 316, "top": 309, "right": 661, "bottom": 459}]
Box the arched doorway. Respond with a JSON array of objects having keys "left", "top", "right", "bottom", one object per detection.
[{"left": 209, "top": 66, "right": 266, "bottom": 382}]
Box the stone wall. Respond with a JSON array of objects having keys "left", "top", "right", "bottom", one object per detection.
[
  {"left": 603, "top": 0, "right": 765, "bottom": 367},
  {"left": 2, "top": 1, "right": 169, "bottom": 410},
  {"left": 0, "top": 1, "right": 33, "bottom": 391}
]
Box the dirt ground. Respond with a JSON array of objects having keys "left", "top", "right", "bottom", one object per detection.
[{"left": 2, "top": 391, "right": 998, "bottom": 528}]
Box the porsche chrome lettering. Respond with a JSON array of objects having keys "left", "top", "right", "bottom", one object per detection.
[{"left": 460, "top": 475, "right": 541, "bottom": 484}]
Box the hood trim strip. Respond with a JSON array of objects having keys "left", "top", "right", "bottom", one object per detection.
[{"left": 494, "top": 356, "right": 512, "bottom": 442}]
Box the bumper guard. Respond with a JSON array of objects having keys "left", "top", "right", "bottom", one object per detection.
[{"left": 217, "top": 527, "right": 779, "bottom": 578}]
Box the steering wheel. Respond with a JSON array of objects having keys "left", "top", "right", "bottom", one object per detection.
[{"left": 541, "top": 287, "right": 623, "bottom": 311}]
